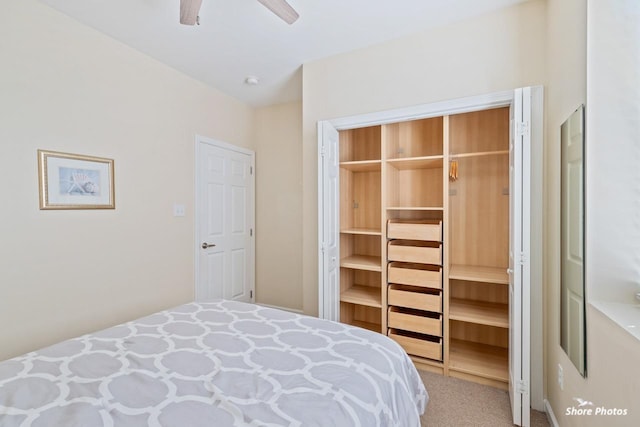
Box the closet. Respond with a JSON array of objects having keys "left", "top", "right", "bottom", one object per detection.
[
  {"left": 320, "top": 87, "right": 541, "bottom": 427},
  {"left": 336, "top": 107, "right": 511, "bottom": 388}
]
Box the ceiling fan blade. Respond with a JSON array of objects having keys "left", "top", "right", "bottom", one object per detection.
[
  {"left": 257, "top": 0, "right": 299, "bottom": 25},
  {"left": 180, "top": 0, "right": 203, "bottom": 25}
]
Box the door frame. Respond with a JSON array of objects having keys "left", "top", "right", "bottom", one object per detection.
[
  {"left": 317, "top": 87, "right": 543, "bottom": 415},
  {"left": 195, "top": 135, "right": 256, "bottom": 302}
]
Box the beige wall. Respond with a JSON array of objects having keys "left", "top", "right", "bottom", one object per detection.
[
  {"left": 0, "top": 0, "right": 254, "bottom": 361},
  {"left": 253, "top": 101, "right": 303, "bottom": 311},
  {"left": 301, "top": 0, "right": 546, "bottom": 315},
  {"left": 545, "top": 0, "right": 640, "bottom": 425}
]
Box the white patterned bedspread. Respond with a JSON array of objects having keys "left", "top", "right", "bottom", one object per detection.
[{"left": 0, "top": 300, "right": 427, "bottom": 426}]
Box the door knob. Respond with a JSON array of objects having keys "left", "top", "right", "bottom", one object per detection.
[{"left": 202, "top": 242, "right": 216, "bottom": 249}]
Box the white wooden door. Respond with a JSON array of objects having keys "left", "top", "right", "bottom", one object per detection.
[
  {"left": 318, "top": 122, "right": 340, "bottom": 321},
  {"left": 196, "top": 137, "right": 255, "bottom": 302},
  {"left": 561, "top": 106, "right": 585, "bottom": 373},
  {"left": 509, "top": 88, "right": 531, "bottom": 427}
]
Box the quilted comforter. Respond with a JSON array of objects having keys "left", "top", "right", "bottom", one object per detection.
[{"left": 0, "top": 300, "right": 427, "bottom": 426}]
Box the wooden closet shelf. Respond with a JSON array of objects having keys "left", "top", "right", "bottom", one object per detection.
[
  {"left": 449, "top": 150, "right": 509, "bottom": 159},
  {"left": 350, "top": 320, "right": 381, "bottom": 333},
  {"left": 449, "top": 265, "right": 509, "bottom": 284},
  {"left": 449, "top": 339, "right": 508, "bottom": 382},
  {"left": 449, "top": 298, "right": 508, "bottom": 328},
  {"left": 341, "top": 285, "right": 382, "bottom": 308},
  {"left": 340, "top": 160, "right": 382, "bottom": 172},
  {"left": 387, "top": 206, "right": 444, "bottom": 212},
  {"left": 340, "top": 228, "right": 381, "bottom": 236},
  {"left": 340, "top": 255, "right": 382, "bottom": 272},
  {"left": 387, "top": 156, "right": 443, "bottom": 170}
]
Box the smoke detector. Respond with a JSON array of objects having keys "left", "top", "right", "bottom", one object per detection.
[{"left": 244, "top": 76, "right": 259, "bottom": 86}]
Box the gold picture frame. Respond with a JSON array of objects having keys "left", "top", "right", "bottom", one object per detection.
[{"left": 38, "top": 150, "right": 115, "bottom": 210}]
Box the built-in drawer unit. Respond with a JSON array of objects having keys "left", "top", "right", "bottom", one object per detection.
[
  {"left": 388, "top": 284, "right": 442, "bottom": 313},
  {"left": 387, "top": 219, "right": 442, "bottom": 242},
  {"left": 388, "top": 306, "right": 442, "bottom": 337},
  {"left": 388, "top": 329, "right": 443, "bottom": 361},
  {"left": 387, "top": 240, "right": 442, "bottom": 265},
  {"left": 388, "top": 262, "right": 442, "bottom": 289},
  {"left": 386, "top": 218, "right": 445, "bottom": 363}
]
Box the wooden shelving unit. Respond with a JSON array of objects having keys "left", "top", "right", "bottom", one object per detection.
[
  {"left": 449, "top": 298, "right": 508, "bottom": 328},
  {"left": 340, "top": 160, "right": 382, "bottom": 172},
  {"left": 341, "top": 285, "right": 382, "bottom": 308},
  {"left": 387, "top": 207, "right": 444, "bottom": 211},
  {"left": 340, "top": 228, "right": 381, "bottom": 236},
  {"left": 449, "top": 150, "right": 508, "bottom": 159},
  {"left": 447, "top": 107, "right": 510, "bottom": 389},
  {"left": 449, "top": 265, "right": 509, "bottom": 284},
  {"left": 340, "top": 255, "right": 381, "bottom": 272},
  {"left": 336, "top": 106, "right": 514, "bottom": 391},
  {"left": 387, "top": 156, "right": 443, "bottom": 170},
  {"left": 383, "top": 117, "right": 445, "bottom": 363},
  {"left": 449, "top": 339, "right": 509, "bottom": 383},
  {"left": 351, "top": 320, "right": 381, "bottom": 333},
  {"left": 338, "top": 125, "right": 384, "bottom": 333}
]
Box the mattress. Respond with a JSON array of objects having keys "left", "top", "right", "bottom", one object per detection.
[{"left": 0, "top": 300, "right": 427, "bottom": 426}]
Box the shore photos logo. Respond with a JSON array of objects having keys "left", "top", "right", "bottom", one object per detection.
[{"left": 566, "top": 397, "right": 628, "bottom": 416}]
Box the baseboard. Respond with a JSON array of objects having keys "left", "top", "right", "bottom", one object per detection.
[
  {"left": 257, "top": 303, "right": 304, "bottom": 315},
  {"left": 544, "top": 399, "right": 560, "bottom": 427}
]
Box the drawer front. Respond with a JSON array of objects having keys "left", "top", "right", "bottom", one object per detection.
[
  {"left": 388, "top": 242, "right": 442, "bottom": 265},
  {"left": 388, "top": 221, "right": 442, "bottom": 242},
  {"left": 388, "top": 285, "right": 442, "bottom": 312},
  {"left": 388, "top": 262, "right": 442, "bottom": 289},
  {"left": 389, "top": 330, "right": 442, "bottom": 361},
  {"left": 388, "top": 307, "right": 442, "bottom": 337}
]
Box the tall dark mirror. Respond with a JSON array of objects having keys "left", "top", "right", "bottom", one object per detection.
[{"left": 560, "top": 105, "right": 586, "bottom": 376}]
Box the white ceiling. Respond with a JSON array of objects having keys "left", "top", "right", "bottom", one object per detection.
[{"left": 39, "top": 0, "right": 529, "bottom": 107}]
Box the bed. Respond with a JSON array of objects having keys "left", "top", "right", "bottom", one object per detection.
[{"left": 0, "top": 300, "right": 427, "bottom": 426}]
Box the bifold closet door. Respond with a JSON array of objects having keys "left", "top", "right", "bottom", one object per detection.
[
  {"left": 318, "top": 121, "right": 340, "bottom": 322},
  {"left": 508, "top": 87, "right": 531, "bottom": 427}
]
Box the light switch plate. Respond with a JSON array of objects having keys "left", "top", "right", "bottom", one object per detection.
[{"left": 173, "top": 204, "right": 186, "bottom": 217}]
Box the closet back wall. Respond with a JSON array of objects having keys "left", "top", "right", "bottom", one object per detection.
[{"left": 0, "top": 0, "right": 254, "bottom": 361}]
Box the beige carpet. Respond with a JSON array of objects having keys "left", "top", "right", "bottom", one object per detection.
[{"left": 419, "top": 370, "right": 550, "bottom": 427}]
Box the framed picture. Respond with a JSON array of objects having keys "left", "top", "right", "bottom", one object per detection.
[{"left": 38, "top": 150, "right": 115, "bottom": 210}]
